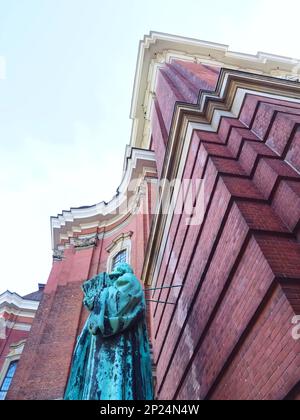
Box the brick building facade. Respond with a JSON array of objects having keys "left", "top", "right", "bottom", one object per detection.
[
  {"left": 4, "top": 33, "right": 300, "bottom": 400},
  {"left": 0, "top": 286, "right": 44, "bottom": 399}
]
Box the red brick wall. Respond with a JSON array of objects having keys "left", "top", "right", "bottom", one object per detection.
[
  {"left": 0, "top": 328, "right": 29, "bottom": 374},
  {"left": 7, "top": 284, "right": 84, "bottom": 400},
  {"left": 149, "top": 62, "right": 300, "bottom": 400}
]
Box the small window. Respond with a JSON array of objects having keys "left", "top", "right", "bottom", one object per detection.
[
  {"left": 112, "top": 250, "right": 127, "bottom": 271},
  {"left": 0, "top": 360, "right": 18, "bottom": 400}
]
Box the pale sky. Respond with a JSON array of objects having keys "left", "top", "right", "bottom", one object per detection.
[{"left": 0, "top": 0, "right": 299, "bottom": 296}]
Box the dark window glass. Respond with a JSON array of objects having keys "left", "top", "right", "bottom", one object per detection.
[
  {"left": 0, "top": 361, "right": 18, "bottom": 400},
  {"left": 6, "top": 362, "right": 17, "bottom": 378},
  {"left": 112, "top": 250, "right": 127, "bottom": 271}
]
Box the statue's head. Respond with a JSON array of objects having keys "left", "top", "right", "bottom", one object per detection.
[{"left": 110, "top": 263, "right": 134, "bottom": 278}]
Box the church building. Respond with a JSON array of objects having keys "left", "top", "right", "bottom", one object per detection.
[{"left": 1, "top": 32, "right": 300, "bottom": 400}]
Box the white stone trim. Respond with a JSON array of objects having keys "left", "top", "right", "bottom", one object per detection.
[
  {"left": 106, "top": 234, "right": 132, "bottom": 273},
  {"left": 0, "top": 317, "right": 5, "bottom": 339},
  {"left": 0, "top": 307, "right": 36, "bottom": 319},
  {"left": 0, "top": 291, "right": 39, "bottom": 312},
  {"left": 0, "top": 315, "right": 32, "bottom": 337},
  {"left": 0, "top": 291, "right": 38, "bottom": 340},
  {"left": 5, "top": 321, "right": 32, "bottom": 332},
  {"left": 0, "top": 341, "right": 25, "bottom": 395},
  {"left": 142, "top": 72, "right": 300, "bottom": 286},
  {"left": 51, "top": 148, "right": 156, "bottom": 250},
  {"left": 130, "top": 32, "right": 300, "bottom": 150}
]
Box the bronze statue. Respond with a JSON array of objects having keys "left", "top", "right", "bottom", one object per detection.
[{"left": 64, "top": 263, "right": 154, "bottom": 400}]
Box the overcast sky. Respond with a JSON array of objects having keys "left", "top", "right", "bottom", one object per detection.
[{"left": 0, "top": 0, "right": 299, "bottom": 296}]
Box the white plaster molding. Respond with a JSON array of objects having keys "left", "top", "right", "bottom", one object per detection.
[
  {"left": 0, "top": 314, "right": 32, "bottom": 336},
  {"left": 51, "top": 148, "right": 156, "bottom": 250},
  {"left": 130, "top": 31, "right": 300, "bottom": 150},
  {"left": 106, "top": 233, "right": 132, "bottom": 273},
  {"left": 106, "top": 232, "right": 133, "bottom": 253},
  {"left": 98, "top": 217, "right": 133, "bottom": 241},
  {"left": 5, "top": 321, "right": 31, "bottom": 332},
  {"left": 0, "top": 291, "right": 39, "bottom": 312},
  {"left": 0, "top": 317, "right": 5, "bottom": 339},
  {"left": 0, "top": 308, "right": 36, "bottom": 319},
  {"left": 55, "top": 183, "right": 149, "bottom": 247},
  {"left": 50, "top": 33, "right": 300, "bottom": 258},
  {"left": 0, "top": 340, "right": 25, "bottom": 393},
  {"left": 141, "top": 70, "right": 300, "bottom": 286}
]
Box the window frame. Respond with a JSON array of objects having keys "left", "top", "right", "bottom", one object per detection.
[
  {"left": 106, "top": 233, "right": 132, "bottom": 273},
  {"left": 0, "top": 340, "right": 25, "bottom": 400},
  {"left": 0, "top": 360, "right": 18, "bottom": 400},
  {"left": 111, "top": 249, "right": 128, "bottom": 271}
]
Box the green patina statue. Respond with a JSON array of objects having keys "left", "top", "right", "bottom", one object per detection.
[{"left": 64, "top": 263, "right": 154, "bottom": 400}]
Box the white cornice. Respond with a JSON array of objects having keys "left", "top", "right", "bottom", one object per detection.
[
  {"left": 51, "top": 148, "right": 156, "bottom": 250},
  {"left": 0, "top": 291, "right": 39, "bottom": 312},
  {"left": 0, "top": 308, "right": 36, "bottom": 318},
  {"left": 130, "top": 31, "right": 300, "bottom": 150},
  {"left": 106, "top": 231, "right": 133, "bottom": 253},
  {"left": 50, "top": 32, "right": 300, "bottom": 253},
  {"left": 0, "top": 341, "right": 26, "bottom": 388},
  {"left": 2, "top": 321, "right": 32, "bottom": 332}
]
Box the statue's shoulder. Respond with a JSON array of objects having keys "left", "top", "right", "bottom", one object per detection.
[
  {"left": 119, "top": 272, "right": 139, "bottom": 283},
  {"left": 82, "top": 272, "right": 109, "bottom": 294}
]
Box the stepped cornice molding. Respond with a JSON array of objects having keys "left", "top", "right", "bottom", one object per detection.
[
  {"left": 0, "top": 291, "right": 40, "bottom": 312},
  {"left": 130, "top": 31, "right": 300, "bottom": 149},
  {"left": 141, "top": 68, "right": 300, "bottom": 285},
  {"left": 51, "top": 147, "right": 156, "bottom": 251}
]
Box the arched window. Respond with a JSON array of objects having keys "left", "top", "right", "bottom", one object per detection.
[
  {"left": 112, "top": 249, "right": 127, "bottom": 271},
  {"left": 106, "top": 232, "right": 133, "bottom": 273},
  {"left": 0, "top": 360, "right": 18, "bottom": 400}
]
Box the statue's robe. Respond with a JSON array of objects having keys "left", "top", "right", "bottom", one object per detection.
[{"left": 64, "top": 272, "right": 154, "bottom": 400}]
